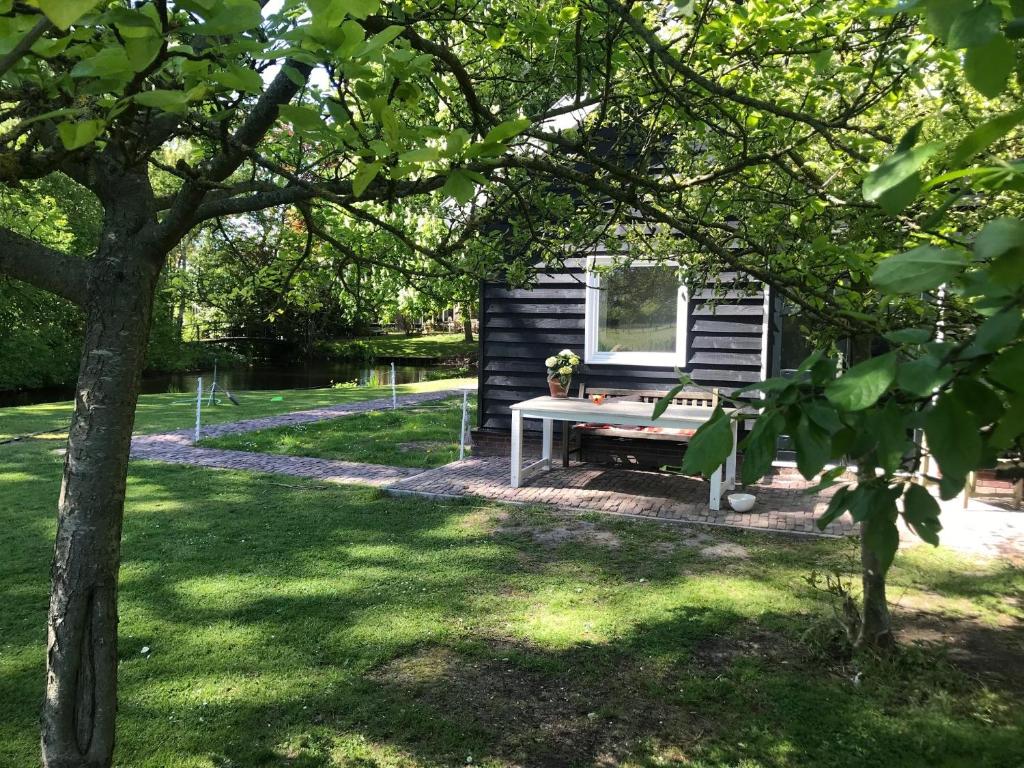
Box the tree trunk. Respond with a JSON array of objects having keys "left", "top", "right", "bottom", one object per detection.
[
  {"left": 462, "top": 316, "right": 473, "bottom": 344},
  {"left": 856, "top": 516, "right": 894, "bottom": 650},
  {"left": 42, "top": 214, "right": 162, "bottom": 767}
]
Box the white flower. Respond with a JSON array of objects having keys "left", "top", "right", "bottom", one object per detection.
[
  {"left": 560, "top": 349, "right": 573, "bottom": 356},
  {"left": 558, "top": 365, "right": 573, "bottom": 375},
  {"left": 544, "top": 356, "right": 558, "bottom": 368}
]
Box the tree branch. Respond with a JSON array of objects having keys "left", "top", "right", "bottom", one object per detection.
[{"left": 0, "top": 227, "right": 87, "bottom": 305}]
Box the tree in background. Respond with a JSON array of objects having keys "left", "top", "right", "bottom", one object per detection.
[{"left": 664, "top": 0, "right": 1024, "bottom": 649}]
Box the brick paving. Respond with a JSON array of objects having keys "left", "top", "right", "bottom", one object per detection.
[
  {"left": 388, "top": 457, "right": 855, "bottom": 537},
  {"left": 128, "top": 387, "right": 1023, "bottom": 558}
]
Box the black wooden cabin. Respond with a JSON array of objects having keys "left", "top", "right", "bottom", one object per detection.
[{"left": 472, "top": 256, "right": 778, "bottom": 468}]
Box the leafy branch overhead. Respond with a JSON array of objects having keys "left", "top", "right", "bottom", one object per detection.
[{"left": 655, "top": 0, "right": 1024, "bottom": 580}]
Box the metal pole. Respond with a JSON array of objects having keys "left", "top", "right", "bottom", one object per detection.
[
  {"left": 391, "top": 361, "right": 397, "bottom": 410},
  {"left": 459, "top": 390, "right": 469, "bottom": 460},
  {"left": 194, "top": 377, "right": 203, "bottom": 444},
  {"left": 208, "top": 358, "right": 217, "bottom": 406}
]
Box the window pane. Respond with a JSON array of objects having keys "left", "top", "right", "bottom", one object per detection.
[{"left": 597, "top": 265, "right": 679, "bottom": 353}]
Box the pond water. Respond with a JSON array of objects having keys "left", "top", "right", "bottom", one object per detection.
[{"left": 0, "top": 362, "right": 460, "bottom": 408}]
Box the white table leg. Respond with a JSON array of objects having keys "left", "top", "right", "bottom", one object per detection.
[
  {"left": 541, "top": 418, "right": 553, "bottom": 470},
  {"left": 511, "top": 410, "right": 523, "bottom": 488},
  {"left": 709, "top": 466, "right": 722, "bottom": 511},
  {"left": 725, "top": 419, "right": 738, "bottom": 490}
]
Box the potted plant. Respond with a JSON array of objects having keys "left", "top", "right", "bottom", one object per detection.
[{"left": 545, "top": 349, "right": 580, "bottom": 397}]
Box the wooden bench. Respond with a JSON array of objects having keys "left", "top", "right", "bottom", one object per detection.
[{"left": 561, "top": 386, "right": 720, "bottom": 467}]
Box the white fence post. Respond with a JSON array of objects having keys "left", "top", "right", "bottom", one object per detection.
[
  {"left": 459, "top": 390, "right": 469, "bottom": 460},
  {"left": 391, "top": 362, "right": 397, "bottom": 410},
  {"left": 194, "top": 377, "right": 203, "bottom": 444}
]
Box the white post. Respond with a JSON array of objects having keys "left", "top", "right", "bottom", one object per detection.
[
  {"left": 510, "top": 409, "right": 523, "bottom": 488},
  {"left": 459, "top": 390, "right": 469, "bottom": 460},
  {"left": 391, "top": 361, "right": 397, "bottom": 410},
  {"left": 194, "top": 377, "right": 203, "bottom": 444}
]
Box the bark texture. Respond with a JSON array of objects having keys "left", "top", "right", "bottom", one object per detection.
[
  {"left": 41, "top": 174, "right": 162, "bottom": 768},
  {"left": 856, "top": 516, "right": 894, "bottom": 650}
]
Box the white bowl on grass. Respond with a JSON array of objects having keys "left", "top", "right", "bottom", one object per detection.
[{"left": 727, "top": 493, "right": 756, "bottom": 512}]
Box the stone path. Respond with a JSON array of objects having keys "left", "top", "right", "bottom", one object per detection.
[
  {"left": 129, "top": 388, "right": 1023, "bottom": 558},
  {"left": 130, "top": 389, "right": 464, "bottom": 487},
  {"left": 389, "top": 457, "right": 853, "bottom": 537}
]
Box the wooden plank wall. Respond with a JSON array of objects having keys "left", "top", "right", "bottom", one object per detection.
[{"left": 477, "top": 267, "right": 769, "bottom": 434}]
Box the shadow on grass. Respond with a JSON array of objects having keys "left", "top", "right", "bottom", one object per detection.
[{"left": 3, "top": 452, "right": 1023, "bottom": 767}]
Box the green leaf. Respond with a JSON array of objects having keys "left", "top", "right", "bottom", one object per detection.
[
  {"left": 793, "top": 413, "right": 831, "bottom": 480},
  {"left": 38, "top": 0, "right": 98, "bottom": 29},
  {"left": 817, "top": 485, "right": 852, "bottom": 529},
  {"left": 972, "top": 309, "right": 1022, "bottom": 353},
  {"left": 948, "top": 2, "right": 1002, "bottom": 48},
  {"left": 739, "top": 409, "right": 785, "bottom": 484},
  {"left": 651, "top": 379, "right": 692, "bottom": 420},
  {"left": 884, "top": 327, "right": 933, "bottom": 344},
  {"left": 336, "top": 0, "right": 381, "bottom": 20},
  {"left": 925, "top": 391, "right": 981, "bottom": 499},
  {"left": 988, "top": 343, "right": 1024, "bottom": 392},
  {"left": 278, "top": 104, "right": 326, "bottom": 133},
  {"left": 896, "top": 356, "right": 953, "bottom": 397},
  {"left": 483, "top": 118, "right": 532, "bottom": 144},
  {"left": 134, "top": 89, "right": 191, "bottom": 113},
  {"left": 871, "top": 245, "right": 967, "bottom": 294},
  {"left": 355, "top": 24, "right": 404, "bottom": 57},
  {"left": 70, "top": 46, "right": 134, "bottom": 80},
  {"left": 397, "top": 147, "right": 440, "bottom": 164},
  {"left": 990, "top": 393, "right": 1024, "bottom": 448},
  {"left": 863, "top": 141, "right": 943, "bottom": 214},
  {"left": 351, "top": 160, "right": 383, "bottom": 197},
  {"left": 192, "top": 0, "right": 263, "bottom": 34},
  {"left": 56, "top": 119, "right": 104, "bottom": 150},
  {"left": 951, "top": 108, "right": 1024, "bottom": 166},
  {"left": 680, "top": 407, "right": 735, "bottom": 478},
  {"left": 903, "top": 483, "right": 942, "bottom": 546},
  {"left": 443, "top": 168, "right": 478, "bottom": 204},
  {"left": 975, "top": 217, "right": 1024, "bottom": 262},
  {"left": 445, "top": 128, "right": 471, "bottom": 157},
  {"left": 124, "top": 35, "right": 163, "bottom": 72},
  {"left": 965, "top": 34, "right": 1016, "bottom": 97},
  {"left": 211, "top": 66, "right": 263, "bottom": 93},
  {"left": 825, "top": 352, "right": 898, "bottom": 412}
]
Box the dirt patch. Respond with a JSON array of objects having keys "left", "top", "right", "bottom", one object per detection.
[
  {"left": 397, "top": 440, "right": 451, "bottom": 453},
  {"left": 498, "top": 518, "right": 623, "bottom": 549},
  {"left": 368, "top": 641, "right": 705, "bottom": 767},
  {"left": 699, "top": 542, "right": 750, "bottom": 559}
]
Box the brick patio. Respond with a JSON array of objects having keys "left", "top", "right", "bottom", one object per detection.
[{"left": 389, "top": 457, "right": 855, "bottom": 537}]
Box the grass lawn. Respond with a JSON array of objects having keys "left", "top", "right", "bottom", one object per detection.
[
  {"left": 200, "top": 396, "right": 476, "bottom": 469},
  {"left": 324, "top": 332, "right": 477, "bottom": 361},
  {"left": 0, "top": 378, "right": 473, "bottom": 443},
  {"left": 2, "top": 422, "right": 1023, "bottom": 767}
]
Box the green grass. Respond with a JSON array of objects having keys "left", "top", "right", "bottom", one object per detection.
[
  {"left": 0, "top": 378, "right": 473, "bottom": 442},
  {"left": 2, "top": 414, "right": 1023, "bottom": 766},
  {"left": 200, "top": 396, "right": 476, "bottom": 469},
  {"left": 323, "top": 332, "right": 477, "bottom": 361}
]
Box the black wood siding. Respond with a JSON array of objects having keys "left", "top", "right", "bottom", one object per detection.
[{"left": 477, "top": 268, "right": 769, "bottom": 433}]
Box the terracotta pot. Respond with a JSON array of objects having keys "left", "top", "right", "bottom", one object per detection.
[{"left": 548, "top": 379, "right": 570, "bottom": 398}]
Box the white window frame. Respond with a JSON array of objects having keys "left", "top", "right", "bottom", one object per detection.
[{"left": 583, "top": 256, "right": 689, "bottom": 367}]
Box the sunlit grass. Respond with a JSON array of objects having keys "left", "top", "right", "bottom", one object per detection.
[
  {"left": 0, "top": 377, "right": 473, "bottom": 441},
  {"left": 200, "top": 395, "right": 476, "bottom": 468},
  {"left": 1, "top": 437, "right": 1022, "bottom": 767}
]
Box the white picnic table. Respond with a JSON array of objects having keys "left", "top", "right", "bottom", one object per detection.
[{"left": 509, "top": 396, "right": 738, "bottom": 510}]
